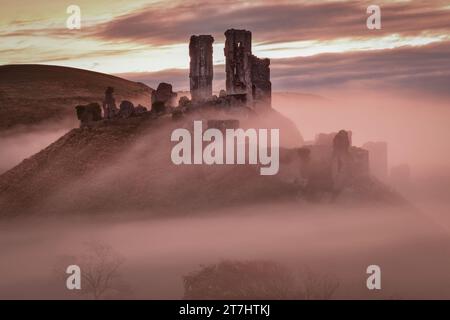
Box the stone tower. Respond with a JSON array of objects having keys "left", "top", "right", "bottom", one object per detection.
[
  {"left": 224, "top": 29, "right": 253, "bottom": 102},
  {"left": 189, "top": 35, "right": 214, "bottom": 103},
  {"left": 250, "top": 55, "right": 271, "bottom": 108}
]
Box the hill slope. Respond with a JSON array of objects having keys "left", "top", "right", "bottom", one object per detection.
[
  {"left": 0, "top": 107, "right": 308, "bottom": 217},
  {"left": 0, "top": 64, "right": 152, "bottom": 132}
]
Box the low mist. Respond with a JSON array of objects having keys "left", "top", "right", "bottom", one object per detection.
[
  {"left": 1, "top": 89, "right": 450, "bottom": 299},
  {"left": 273, "top": 90, "right": 450, "bottom": 174},
  {"left": 1, "top": 202, "right": 450, "bottom": 299},
  {"left": 0, "top": 120, "right": 75, "bottom": 174}
]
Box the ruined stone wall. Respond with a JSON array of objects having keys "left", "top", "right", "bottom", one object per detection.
[
  {"left": 363, "top": 141, "right": 388, "bottom": 180},
  {"left": 189, "top": 35, "right": 214, "bottom": 103},
  {"left": 152, "top": 83, "right": 176, "bottom": 105},
  {"left": 315, "top": 131, "right": 353, "bottom": 146},
  {"left": 350, "top": 147, "right": 370, "bottom": 178},
  {"left": 224, "top": 29, "right": 253, "bottom": 103},
  {"left": 250, "top": 55, "right": 272, "bottom": 108},
  {"left": 301, "top": 130, "right": 369, "bottom": 196},
  {"left": 75, "top": 103, "right": 102, "bottom": 127}
]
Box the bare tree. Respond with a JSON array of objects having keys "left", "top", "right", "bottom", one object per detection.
[{"left": 55, "top": 241, "right": 131, "bottom": 299}]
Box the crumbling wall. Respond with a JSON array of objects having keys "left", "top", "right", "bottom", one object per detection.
[
  {"left": 189, "top": 35, "right": 214, "bottom": 103},
  {"left": 300, "top": 130, "right": 370, "bottom": 198},
  {"left": 315, "top": 131, "right": 353, "bottom": 146},
  {"left": 331, "top": 130, "right": 352, "bottom": 191},
  {"left": 151, "top": 82, "right": 176, "bottom": 112},
  {"left": 350, "top": 147, "right": 369, "bottom": 178},
  {"left": 102, "top": 86, "right": 118, "bottom": 119},
  {"left": 75, "top": 103, "right": 102, "bottom": 127},
  {"left": 250, "top": 55, "right": 271, "bottom": 108},
  {"left": 224, "top": 29, "right": 272, "bottom": 110},
  {"left": 118, "top": 100, "right": 135, "bottom": 118},
  {"left": 224, "top": 29, "right": 253, "bottom": 104},
  {"left": 363, "top": 141, "right": 388, "bottom": 180}
]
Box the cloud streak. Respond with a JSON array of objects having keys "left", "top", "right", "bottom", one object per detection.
[
  {"left": 116, "top": 40, "right": 450, "bottom": 97},
  {"left": 93, "top": 0, "right": 450, "bottom": 46},
  {"left": 1, "top": 0, "right": 450, "bottom": 95}
]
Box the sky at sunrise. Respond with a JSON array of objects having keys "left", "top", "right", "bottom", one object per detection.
[{"left": 1, "top": 0, "right": 450, "bottom": 94}]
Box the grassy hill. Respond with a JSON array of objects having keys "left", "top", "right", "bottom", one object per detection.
[
  {"left": 0, "top": 108, "right": 305, "bottom": 218},
  {"left": 0, "top": 65, "right": 404, "bottom": 219},
  {"left": 0, "top": 64, "right": 152, "bottom": 132}
]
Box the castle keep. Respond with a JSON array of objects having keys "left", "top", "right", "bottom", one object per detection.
[
  {"left": 189, "top": 28, "right": 272, "bottom": 109},
  {"left": 224, "top": 29, "right": 252, "bottom": 99},
  {"left": 76, "top": 29, "right": 273, "bottom": 127},
  {"left": 189, "top": 35, "right": 214, "bottom": 103},
  {"left": 72, "top": 28, "right": 380, "bottom": 201}
]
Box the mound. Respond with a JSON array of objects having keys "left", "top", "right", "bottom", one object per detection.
[
  {"left": 0, "top": 64, "right": 152, "bottom": 132},
  {"left": 0, "top": 98, "right": 406, "bottom": 218},
  {"left": 0, "top": 107, "right": 304, "bottom": 218}
]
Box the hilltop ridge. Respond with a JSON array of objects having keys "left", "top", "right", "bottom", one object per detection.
[
  {"left": 0, "top": 105, "right": 308, "bottom": 217},
  {"left": 0, "top": 64, "right": 152, "bottom": 132}
]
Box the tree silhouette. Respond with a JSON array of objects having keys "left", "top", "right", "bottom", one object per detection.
[
  {"left": 183, "top": 260, "right": 339, "bottom": 300},
  {"left": 55, "top": 241, "right": 131, "bottom": 299}
]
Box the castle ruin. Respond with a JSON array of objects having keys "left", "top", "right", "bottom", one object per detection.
[
  {"left": 224, "top": 29, "right": 253, "bottom": 101},
  {"left": 189, "top": 35, "right": 214, "bottom": 103},
  {"left": 71, "top": 28, "right": 383, "bottom": 203},
  {"left": 189, "top": 29, "right": 272, "bottom": 109},
  {"left": 250, "top": 55, "right": 271, "bottom": 109}
]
